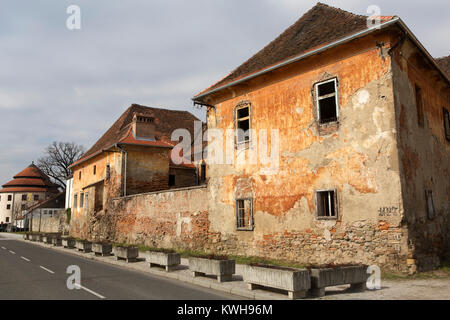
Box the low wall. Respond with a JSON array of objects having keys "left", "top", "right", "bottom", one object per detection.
[
  {"left": 30, "top": 209, "right": 68, "bottom": 233},
  {"left": 71, "top": 185, "right": 214, "bottom": 250}
]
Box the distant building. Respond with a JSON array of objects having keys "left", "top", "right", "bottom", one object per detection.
[
  {"left": 0, "top": 163, "right": 60, "bottom": 228},
  {"left": 68, "top": 104, "right": 201, "bottom": 238},
  {"left": 25, "top": 192, "right": 66, "bottom": 233}
]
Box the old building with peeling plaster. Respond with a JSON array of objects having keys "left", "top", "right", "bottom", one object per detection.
[{"left": 70, "top": 3, "right": 449, "bottom": 274}]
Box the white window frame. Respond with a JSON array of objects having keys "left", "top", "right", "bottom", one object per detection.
[
  {"left": 315, "top": 78, "right": 339, "bottom": 124},
  {"left": 235, "top": 102, "right": 252, "bottom": 147}
]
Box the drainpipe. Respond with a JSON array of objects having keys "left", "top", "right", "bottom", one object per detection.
[{"left": 116, "top": 144, "right": 127, "bottom": 197}]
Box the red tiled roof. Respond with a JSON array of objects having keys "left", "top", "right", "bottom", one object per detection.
[
  {"left": 0, "top": 164, "right": 59, "bottom": 194},
  {"left": 3, "top": 178, "right": 48, "bottom": 187},
  {"left": 118, "top": 126, "right": 175, "bottom": 148},
  {"left": 195, "top": 3, "right": 396, "bottom": 98},
  {"left": 70, "top": 104, "right": 200, "bottom": 168},
  {"left": 0, "top": 187, "right": 52, "bottom": 193}
]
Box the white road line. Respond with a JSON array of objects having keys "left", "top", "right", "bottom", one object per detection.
[
  {"left": 1, "top": 246, "right": 6, "bottom": 250},
  {"left": 21, "top": 256, "right": 30, "bottom": 262},
  {"left": 40, "top": 266, "right": 55, "bottom": 274},
  {"left": 9, "top": 250, "right": 16, "bottom": 254},
  {"left": 74, "top": 283, "right": 106, "bottom": 299}
]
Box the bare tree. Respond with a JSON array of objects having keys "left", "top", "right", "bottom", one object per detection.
[{"left": 37, "top": 141, "right": 85, "bottom": 189}]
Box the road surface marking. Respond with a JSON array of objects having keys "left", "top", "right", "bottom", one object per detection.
[
  {"left": 1, "top": 246, "right": 6, "bottom": 250},
  {"left": 74, "top": 284, "right": 106, "bottom": 299},
  {"left": 40, "top": 266, "right": 55, "bottom": 274},
  {"left": 21, "top": 256, "right": 30, "bottom": 262},
  {"left": 9, "top": 250, "right": 16, "bottom": 254}
]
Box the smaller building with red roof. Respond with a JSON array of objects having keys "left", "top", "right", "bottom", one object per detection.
[
  {"left": 67, "top": 104, "right": 203, "bottom": 236},
  {"left": 0, "top": 163, "right": 60, "bottom": 226}
]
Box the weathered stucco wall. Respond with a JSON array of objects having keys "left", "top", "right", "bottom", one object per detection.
[
  {"left": 125, "top": 146, "right": 171, "bottom": 195},
  {"left": 391, "top": 39, "right": 450, "bottom": 272},
  {"left": 70, "top": 151, "right": 122, "bottom": 239},
  {"left": 202, "top": 33, "right": 409, "bottom": 272},
  {"left": 75, "top": 186, "right": 210, "bottom": 247},
  {"left": 30, "top": 209, "right": 67, "bottom": 233}
]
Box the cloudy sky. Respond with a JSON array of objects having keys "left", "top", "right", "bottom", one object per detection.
[{"left": 0, "top": 0, "right": 448, "bottom": 184}]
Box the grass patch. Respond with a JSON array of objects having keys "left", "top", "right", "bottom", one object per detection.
[{"left": 382, "top": 260, "right": 450, "bottom": 280}]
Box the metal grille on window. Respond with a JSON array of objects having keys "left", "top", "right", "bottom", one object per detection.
[{"left": 236, "top": 199, "right": 253, "bottom": 230}]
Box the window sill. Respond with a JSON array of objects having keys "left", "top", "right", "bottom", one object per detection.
[
  {"left": 316, "top": 216, "right": 338, "bottom": 221},
  {"left": 236, "top": 227, "right": 254, "bottom": 232},
  {"left": 235, "top": 140, "right": 252, "bottom": 151}
]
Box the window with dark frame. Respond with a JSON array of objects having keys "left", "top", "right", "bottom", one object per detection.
[
  {"left": 6, "top": 204, "right": 11, "bottom": 210},
  {"left": 444, "top": 107, "right": 450, "bottom": 141},
  {"left": 7, "top": 195, "right": 12, "bottom": 201},
  {"left": 79, "top": 171, "right": 81, "bottom": 180},
  {"left": 79, "top": 192, "right": 84, "bottom": 208},
  {"left": 235, "top": 104, "right": 251, "bottom": 145},
  {"left": 315, "top": 79, "right": 339, "bottom": 124},
  {"left": 93, "top": 165, "right": 96, "bottom": 175},
  {"left": 236, "top": 198, "right": 254, "bottom": 230},
  {"left": 5, "top": 217, "right": 9, "bottom": 223},
  {"left": 85, "top": 194, "right": 89, "bottom": 210},
  {"left": 200, "top": 163, "right": 206, "bottom": 182},
  {"left": 34, "top": 194, "right": 39, "bottom": 201},
  {"left": 316, "top": 190, "right": 337, "bottom": 219},
  {"left": 169, "top": 175, "right": 175, "bottom": 187},
  {"left": 73, "top": 194, "right": 78, "bottom": 209},
  {"left": 415, "top": 85, "right": 424, "bottom": 127},
  {"left": 22, "top": 194, "right": 27, "bottom": 201}
]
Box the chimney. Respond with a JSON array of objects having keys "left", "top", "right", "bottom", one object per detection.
[{"left": 132, "top": 113, "right": 156, "bottom": 141}]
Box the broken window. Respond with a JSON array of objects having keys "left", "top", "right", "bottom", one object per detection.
[
  {"left": 235, "top": 103, "right": 251, "bottom": 145},
  {"left": 236, "top": 198, "right": 254, "bottom": 231},
  {"left": 415, "top": 85, "right": 424, "bottom": 127},
  {"left": 443, "top": 107, "right": 450, "bottom": 141},
  {"left": 315, "top": 79, "right": 339, "bottom": 124},
  {"left": 316, "top": 190, "right": 337, "bottom": 219},
  {"left": 169, "top": 174, "right": 175, "bottom": 187}
]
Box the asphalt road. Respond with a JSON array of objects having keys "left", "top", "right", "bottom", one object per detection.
[{"left": 0, "top": 234, "right": 238, "bottom": 300}]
